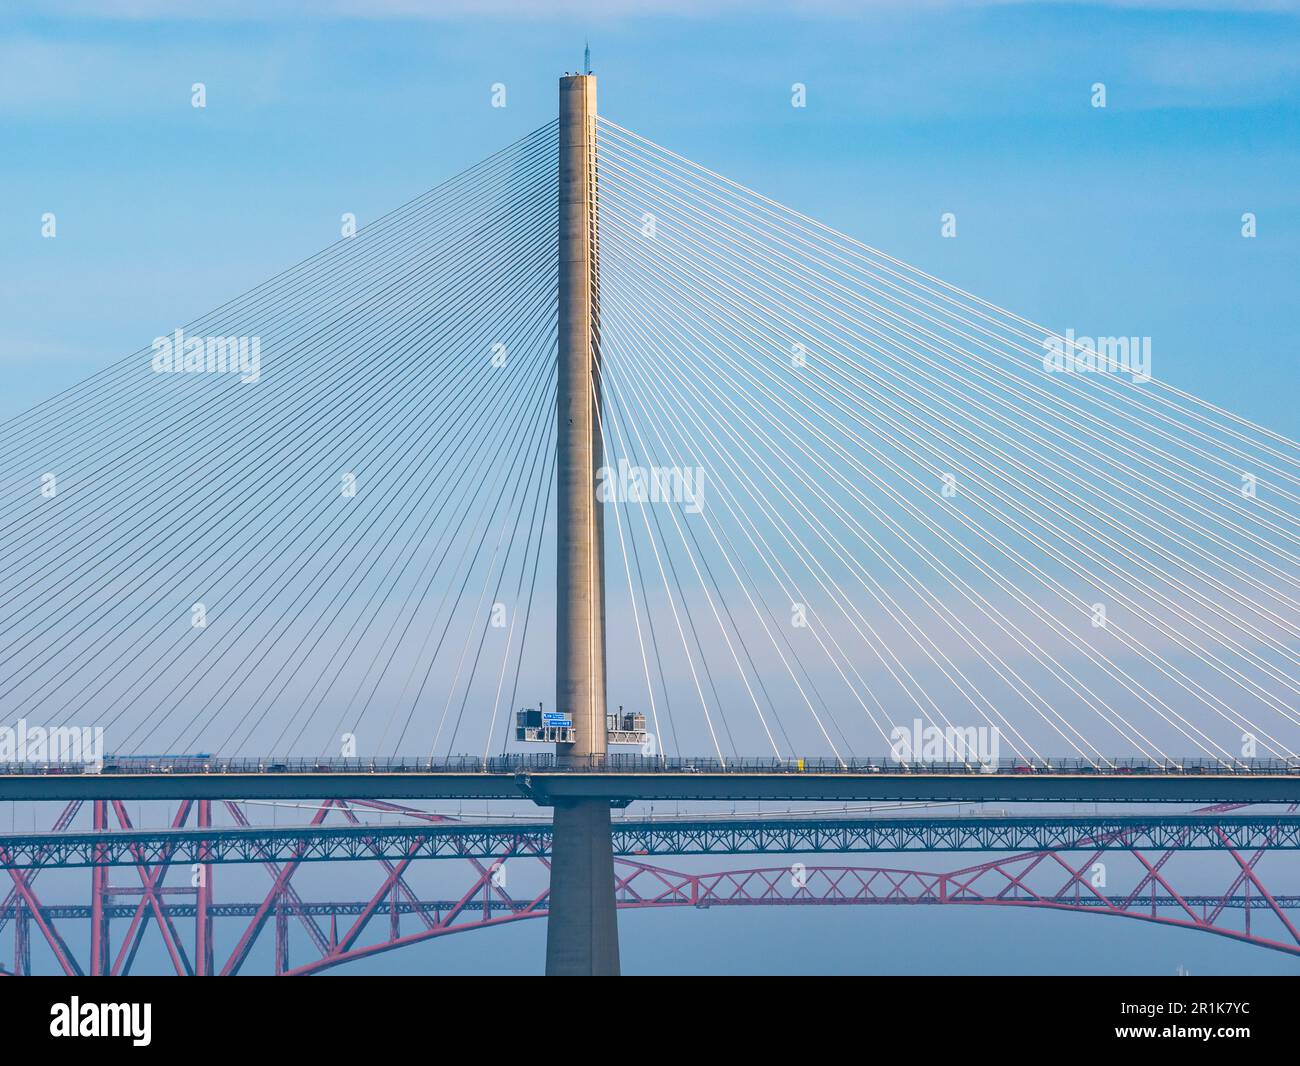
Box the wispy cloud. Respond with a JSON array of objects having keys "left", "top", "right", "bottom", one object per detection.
[
  {"left": 0, "top": 32, "right": 297, "bottom": 115},
  {"left": 8, "top": 0, "right": 1300, "bottom": 19}
]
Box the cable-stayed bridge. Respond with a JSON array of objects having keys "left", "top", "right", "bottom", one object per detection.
[{"left": 0, "top": 74, "right": 1297, "bottom": 974}]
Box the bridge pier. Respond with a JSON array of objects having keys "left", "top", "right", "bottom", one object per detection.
[
  {"left": 546, "top": 70, "right": 620, "bottom": 977},
  {"left": 545, "top": 799, "right": 620, "bottom": 975}
]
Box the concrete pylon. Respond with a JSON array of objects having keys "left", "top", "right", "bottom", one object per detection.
[{"left": 546, "top": 72, "right": 620, "bottom": 977}]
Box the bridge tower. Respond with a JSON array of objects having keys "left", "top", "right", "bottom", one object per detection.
[{"left": 546, "top": 72, "right": 621, "bottom": 976}]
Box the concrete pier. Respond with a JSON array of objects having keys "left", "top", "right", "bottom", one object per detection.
[{"left": 546, "top": 72, "right": 620, "bottom": 977}]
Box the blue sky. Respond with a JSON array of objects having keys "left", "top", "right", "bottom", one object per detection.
[
  {"left": 0, "top": 3, "right": 1295, "bottom": 760},
  {"left": 1, "top": 1, "right": 1297, "bottom": 427},
  {"left": 1, "top": 3, "right": 1299, "bottom": 976}
]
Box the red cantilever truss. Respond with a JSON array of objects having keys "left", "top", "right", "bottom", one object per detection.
[{"left": 2, "top": 799, "right": 1297, "bottom": 975}]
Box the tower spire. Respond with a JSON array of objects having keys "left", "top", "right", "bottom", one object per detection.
[{"left": 546, "top": 71, "right": 620, "bottom": 977}]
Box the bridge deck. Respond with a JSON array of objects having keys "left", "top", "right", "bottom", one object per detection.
[{"left": 1, "top": 769, "right": 1297, "bottom": 804}]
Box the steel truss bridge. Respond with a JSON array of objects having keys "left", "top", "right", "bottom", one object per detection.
[
  {"left": 2, "top": 799, "right": 1299, "bottom": 976},
  {"left": 5, "top": 812, "right": 1300, "bottom": 869}
]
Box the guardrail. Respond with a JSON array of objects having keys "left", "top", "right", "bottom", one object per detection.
[{"left": 2, "top": 755, "right": 1299, "bottom": 777}]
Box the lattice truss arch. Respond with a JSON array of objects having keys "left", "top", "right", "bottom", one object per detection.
[{"left": 1, "top": 799, "right": 1297, "bottom": 975}]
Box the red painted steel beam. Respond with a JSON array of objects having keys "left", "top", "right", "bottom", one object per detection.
[
  {"left": 9, "top": 798, "right": 1300, "bottom": 975},
  {"left": 109, "top": 800, "right": 193, "bottom": 976},
  {"left": 90, "top": 800, "right": 108, "bottom": 976},
  {"left": 195, "top": 800, "right": 213, "bottom": 976},
  {"left": 0, "top": 857, "right": 82, "bottom": 976},
  {"left": 0, "top": 800, "right": 80, "bottom": 935},
  {"left": 220, "top": 799, "right": 335, "bottom": 975}
]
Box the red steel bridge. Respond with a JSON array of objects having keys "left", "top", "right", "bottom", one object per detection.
[{"left": 2, "top": 799, "right": 1298, "bottom": 975}]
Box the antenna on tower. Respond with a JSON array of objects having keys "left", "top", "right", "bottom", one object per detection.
[{"left": 584, "top": 40, "right": 591, "bottom": 75}]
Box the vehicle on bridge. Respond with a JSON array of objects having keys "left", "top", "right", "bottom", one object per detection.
[{"left": 98, "top": 754, "right": 212, "bottom": 775}]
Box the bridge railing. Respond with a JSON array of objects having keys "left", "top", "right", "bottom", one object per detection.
[{"left": 2, "top": 754, "right": 1298, "bottom": 776}]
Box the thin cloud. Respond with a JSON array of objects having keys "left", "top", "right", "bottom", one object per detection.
[{"left": 10, "top": 0, "right": 1300, "bottom": 19}]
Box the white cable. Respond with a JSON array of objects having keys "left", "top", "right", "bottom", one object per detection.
[
  {"left": 600, "top": 236, "right": 1172, "bottom": 763},
  {"left": 593, "top": 189, "right": 1300, "bottom": 737},
  {"left": 595, "top": 144, "right": 1300, "bottom": 564},
  {"left": 597, "top": 118, "right": 1300, "bottom": 475},
  {"left": 600, "top": 218, "right": 1279, "bottom": 759}
]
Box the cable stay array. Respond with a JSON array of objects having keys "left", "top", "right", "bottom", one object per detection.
[
  {"left": 0, "top": 114, "right": 1295, "bottom": 768},
  {"left": 0, "top": 121, "right": 562, "bottom": 761},
  {"left": 591, "top": 116, "right": 1300, "bottom": 770}
]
